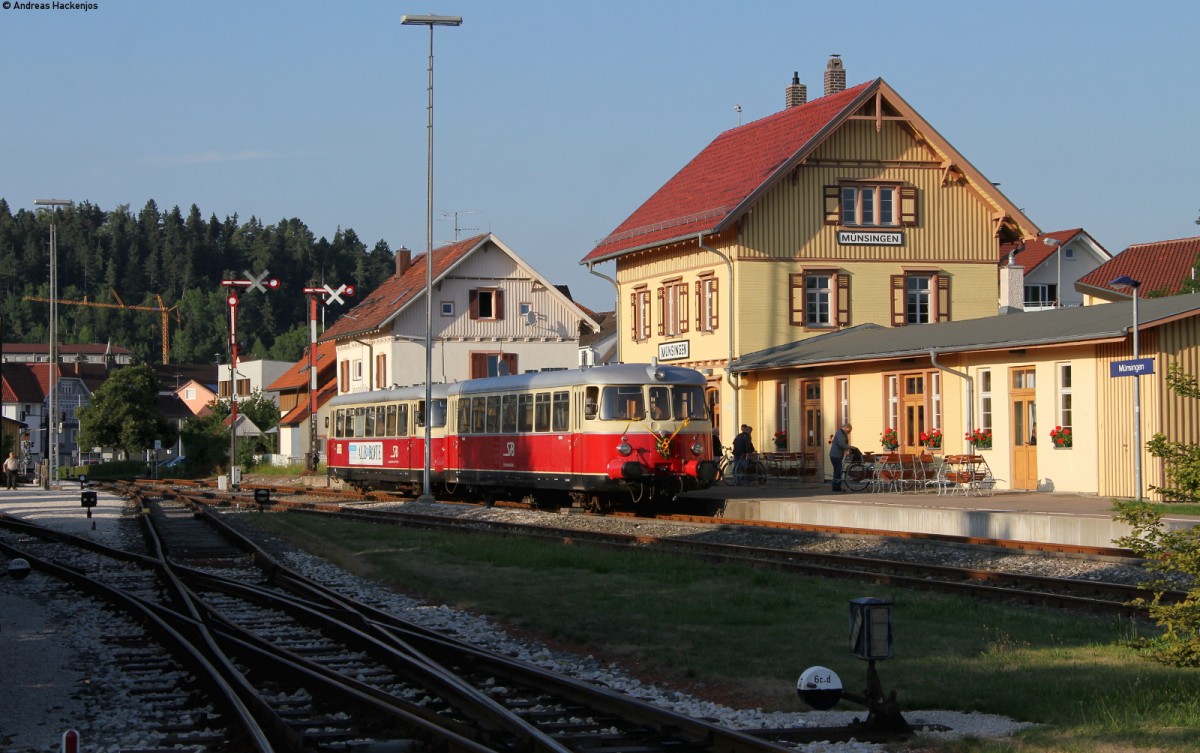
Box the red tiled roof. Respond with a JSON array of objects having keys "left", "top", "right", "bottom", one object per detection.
[
  {"left": 1077, "top": 236, "right": 1200, "bottom": 297},
  {"left": 268, "top": 341, "right": 338, "bottom": 392},
  {"left": 319, "top": 233, "right": 487, "bottom": 343},
  {"left": 582, "top": 81, "right": 876, "bottom": 263},
  {"left": 1, "top": 363, "right": 48, "bottom": 403},
  {"left": 279, "top": 381, "right": 338, "bottom": 426}
]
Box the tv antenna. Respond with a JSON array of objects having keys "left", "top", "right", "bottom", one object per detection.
[{"left": 440, "top": 209, "right": 480, "bottom": 241}]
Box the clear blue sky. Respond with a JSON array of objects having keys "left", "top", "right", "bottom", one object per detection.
[{"left": 4, "top": 0, "right": 1198, "bottom": 311}]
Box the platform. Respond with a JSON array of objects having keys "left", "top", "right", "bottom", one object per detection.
[{"left": 681, "top": 481, "right": 1200, "bottom": 549}]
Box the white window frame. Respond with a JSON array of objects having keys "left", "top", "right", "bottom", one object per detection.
[
  {"left": 805, "top": 274, "right": 833, "bottom": 327},
  {"left": 979, "top": 369, "right": 992, "bottom": 432},
  {"left": 698, "top": 276, "right": 718, "bottom": 333},
  {"left": 352, "top": 359, "right": 363, "bottom": 380},
  {"left": 905, "top": 275, "right": 932, "bottom": 324},
  {"left": 931, "top": 372, "right": 942, "bottom": 430},
  {"left": 441, "top": 301, "right": 454, "bottom": 317},
  {"left": 837, "top": 377, "right": 849, "bottom": 427},
  {"left": 887, "top": 375, "right": 899, "bottom": 432},
  {"left": 632, "top": 289, "right": 650, "bottom": 342},
  {"left": 1057, "top": 363, "right": 1072, "bottom": 432}
]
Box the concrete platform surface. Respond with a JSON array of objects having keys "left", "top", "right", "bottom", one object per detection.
[{"left": 681, "top": 481, "right": 1200, "bottom": 549}]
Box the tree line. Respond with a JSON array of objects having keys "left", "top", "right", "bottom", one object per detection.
[{"left": 0, "top": 198, "right": 398, "bottom": 364}]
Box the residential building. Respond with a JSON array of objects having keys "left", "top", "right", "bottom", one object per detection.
[
  {"left": 267, "top": 341, "right": 338, "bottom": 465},
  {"left": 0, "top": 342, "right": 132, "bottom": 366},
  {"left": 173, "top": 378, "right": 218, "bottom": 416},
  {"left": 997, "top": 229, "right": 1112, "bottom": 311},
  {"left": 320, "top": 233, "right": 600, "bottom": 393},
  {"left": 581, "top": 57, "right": 1039, "bottom": 456}
]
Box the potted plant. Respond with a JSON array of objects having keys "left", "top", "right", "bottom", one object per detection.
[
  {"left": 1050, "top": 426, "right": 1072, "bottom": 448},
  {"left": 880, "top": 427, "right": 899, "bottom": 451},
  {"left": 919, "top": 427, "right": 942, "bottom": 449},
  {"left": 965, "top": 428, "right": 992, "bottom": 450},
  {"left": 773, "top": 430, "right": 787, "bottom": 450}
]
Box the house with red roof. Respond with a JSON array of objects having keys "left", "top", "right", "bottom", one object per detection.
[
  {"left": 266, "top": 341, "right": 338, "bottom": 466},
  {"left": 580, "top": 56, "right": 1039, "bottom": 456},
  {"left": 997, "top": 229, "right": 1112, "bottom": 311},
  {"left": 319, "top": 233, "right": 599, "bottom": 393},
  {"left": 1077, "top": 236, "right": 1200, "bottom": 303}
]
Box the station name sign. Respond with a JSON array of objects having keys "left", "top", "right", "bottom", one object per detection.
[
  {"left": 658, "top": 340, "right": 690, "bottom": 361},
  {"left": 1110, "top": 357, "right": 1154, "bottom": 377},
  {"left": 838, "top": 230, "right": 904, "bottom": 246}
]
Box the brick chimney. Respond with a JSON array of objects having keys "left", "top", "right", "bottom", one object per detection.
[
  {"left": 785, "top": 71, "right": 807, "bottom": 108},
  {"left": 824, "top": 54, "right": 846, "bottom": 96},
  {"left": 395, "top": 246, "right": 411, "bottom": 276}
]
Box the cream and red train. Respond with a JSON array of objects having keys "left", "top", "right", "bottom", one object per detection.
[{"left": 326, "top": 363, "right": 719, "bottom": 508}]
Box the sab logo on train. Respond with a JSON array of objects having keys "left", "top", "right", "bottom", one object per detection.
[{"left": 348, "top": 442, "right": 384, "bottom": 465}]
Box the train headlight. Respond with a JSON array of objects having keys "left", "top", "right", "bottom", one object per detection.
[
  {"left": 690, "top": 440, "right": 703, "bottom": 457},
  {"left": 617, "top": 437, "right": 632, "bottom": 456},
  {"left": 653, "top": 367, "right": 667, "bottom": 381}
]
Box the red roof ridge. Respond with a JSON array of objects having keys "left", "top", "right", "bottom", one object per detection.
[{"left": 1125, "top": 235, "right": 1200, "bottom": 250}]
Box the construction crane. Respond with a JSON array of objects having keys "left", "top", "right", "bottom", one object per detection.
[{"left": 23, "top": 290, "right": 180, "bottom": 364}]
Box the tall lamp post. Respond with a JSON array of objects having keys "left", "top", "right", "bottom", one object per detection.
[
  {"left": 1042, "top": 237, "right": 1063, "bottom": 308},
  {"left": 1110, "top": 275, "right": 1142, "bottom": 501},
  {"left": 402, "top": 12, "right": 462, "bottom": 503},
  {"left": 34, "top": 198, "right": 73, "bottom": 489}
]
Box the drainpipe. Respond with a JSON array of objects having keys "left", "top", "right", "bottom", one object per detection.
[
  {"left": 929, "top": 349, "right": 972, "bottom": 447},
  {"left": 698, "top": 231, "right": 739, "bottom": 435},
  {"left": 587, "top": 262, "right": 620, "bottom": 364}
]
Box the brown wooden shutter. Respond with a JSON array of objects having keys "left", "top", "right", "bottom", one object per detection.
[
  {"left": 494, "top": 289, "right": 505, "bottom": 320},
  {"left": 656, "top": 287, "right": 665, "bottom": 336},
  {"left": 468, "top": 289, "right": 479, "bottom": 319},
  {"left": 470, "top": 352, "right": 488, "bottom": 379},
  {"left": 695, "top": 280, "right": 703, "bottom": 331},
  {"left": 900, "top": 186, "right": 918, "bottom": 227},
  {"left": 890, "top": 275, "right": 906, "bottom": 326},
  {"left": 789, "top": 274, "right": 804, "bottom": 326},
  {"left": 823, "top": 185, "right": 841, "bottom": 225},
  {"left": 835, "top": 273, "right": 850, "bottom": 327},
  {"left": 630, "top": 292, "right": 639, "bottom": 340},
  {"left": 678, "top": 284, "right": 688, "bottom": 334},
  {"left": 339, "top": 360, "right": 349, "bottom": 392},
  {"left": 376, "top": 354, "right": 386, "bottom": 388},
  {"left": 502, "top": 353, "right": 517, "bottom": 375},
  {"left": 936, "top": 274, "right": 951, "bottom": 322}
]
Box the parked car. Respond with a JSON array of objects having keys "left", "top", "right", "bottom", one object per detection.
[{"left": 162, "top": 455, "right": 186, "bottom": 470}]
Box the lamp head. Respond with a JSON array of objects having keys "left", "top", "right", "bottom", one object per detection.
[
  {"left": 1110, "top": 275, "right": 1141, "bottom": 289},
  {"left": 1042, "top": 237, "right": 1061, "bottom": 248},
  {"left": 401, "top": 14, "right": 462, "bottom": 26}
]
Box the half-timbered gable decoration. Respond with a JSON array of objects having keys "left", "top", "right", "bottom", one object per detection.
[
  {"left": 321, "top": 233, "right": 599, "bottom": 394},
  {"left": 580, "top": 56, "right": 1039, "bottom": 445}
]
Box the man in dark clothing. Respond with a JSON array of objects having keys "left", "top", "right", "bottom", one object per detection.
[
  {"left": 732, "top": 424, "right": 756, "bottom": 485},
  {"left": 830, "top": 422, "right": 853, "bottom": 492}
]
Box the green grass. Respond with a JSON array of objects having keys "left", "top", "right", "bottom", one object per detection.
[{"left": 240, "top": 512, "right": 1200, "bottom": 752}]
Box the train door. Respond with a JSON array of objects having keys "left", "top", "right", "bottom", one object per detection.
[
  {"left": 706, "top": 383, "right": 721, "bottom": 453},
  {"left": 1011, "top": 367, "right": 1038, "bottom": 490}
]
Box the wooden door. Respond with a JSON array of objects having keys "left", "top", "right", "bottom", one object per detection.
[
  {"left": 800, "top": 379, "right": 821, "bottom": 463},
  {"left": 900, "top": 373, "right": 926, "bottom": 453},
  {"left": 1011, "top": 367, "right": 1038, "bottom": 490}
]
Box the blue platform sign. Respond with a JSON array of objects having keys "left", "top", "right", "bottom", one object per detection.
[{"left": 1111, "top": 358, "right": 1154, "bottom": 377}]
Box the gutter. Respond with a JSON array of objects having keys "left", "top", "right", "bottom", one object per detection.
[
  {"left": 586, "top": 262, "right": 620, "bottom": 364},
  {"left": 929, "top": 349, "right": 972, "bottom": 446},
  {"left": 698, "top": 231, "right": 739, "bottom": 434}
]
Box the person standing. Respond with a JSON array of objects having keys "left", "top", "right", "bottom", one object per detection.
[
  {"left": 830, "top": 422, "right": 852, "bottom": 492},
  {"left": 4, "top": 452, "right": 18, "bottom": 490},
  {"left": 732, "top": 424, "right": 756, "bottom": 485}
]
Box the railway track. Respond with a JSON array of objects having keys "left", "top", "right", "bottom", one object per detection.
[
  {"left": 4, "top": 490, "right": 844, "bottom": 753},
  {"left": 134, "top": 481, "right": 1182, "bottom": 619}
]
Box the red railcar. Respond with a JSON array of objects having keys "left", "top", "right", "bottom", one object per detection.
[{"left": 326, "top": 364, "right": 718, "bottom": 509}]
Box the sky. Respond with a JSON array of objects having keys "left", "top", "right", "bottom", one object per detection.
[{"left": 4, "top": 0, "right": 1199, "bottom": 312}]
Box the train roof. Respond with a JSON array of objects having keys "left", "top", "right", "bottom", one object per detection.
[{"left": 327, "top": 364, "right": 705, "bottom": 406}]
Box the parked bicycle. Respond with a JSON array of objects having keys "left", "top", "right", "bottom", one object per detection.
[
  {"left": 719, "top": 448, "right": 768, "bottom": 486},
  {"left": 840, "top": 447, "right": 874, "bottom": 492}
]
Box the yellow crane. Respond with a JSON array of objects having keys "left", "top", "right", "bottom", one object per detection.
[{"left": 23, "top": 290, "right": 180, "bottom": 364}]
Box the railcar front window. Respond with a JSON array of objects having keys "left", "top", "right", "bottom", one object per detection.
[
  {"left": 457, "top": 399, "right": 472, "bottom": 434},
  {"left": 335, "top": 409, "right": 346, "bottom": 438},
  {"left": 648, "top": 386, "right": 670, "bottom": 420},
  {"left": 600, "top": 386, "right": 645, "bottom": 420},
  {"left": 672, "top": 385, "right": 708, "bottom": 420}
]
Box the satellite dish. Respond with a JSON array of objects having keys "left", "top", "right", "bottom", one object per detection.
[{"left": 525, "top": 311, "right": 538, "bottom": 326}]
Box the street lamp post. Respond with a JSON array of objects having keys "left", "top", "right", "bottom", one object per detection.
[
  {"left": 402, "top": 12, "right": 462, "bottom": 503},
  {"left": 1111, "top": 275, "right": 1142, "bottom": 501},
  {"left": 34, "top": 198, "right": 73, "bottom": 489},
  {"left": 1042, "top": 237, "right": 1063, "bottom": 308}
]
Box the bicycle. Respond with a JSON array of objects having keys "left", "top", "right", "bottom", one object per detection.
[
  {"left": 840, "top": 447, "right": 873, "bottom": 492},
  {"left": 719, "top": 448, "right": 767, "bottom": 486}
]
